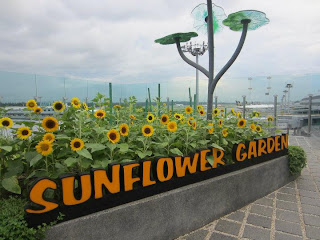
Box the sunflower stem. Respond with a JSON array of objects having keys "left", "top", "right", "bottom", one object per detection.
[{"left": 45, "top": 156, "right": 48, "bottom": 172}]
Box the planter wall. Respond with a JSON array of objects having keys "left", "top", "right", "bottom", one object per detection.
[{"left": 45, "top": 156, "right": 294, "bottom": 240}]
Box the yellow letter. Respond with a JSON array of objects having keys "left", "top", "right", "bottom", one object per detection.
[
  {"left": 123, "top": 163, "right": 140, "bottom": 191},
  {"left": 200, "top": 149, "right": 212, "bottom": 171},
  {"left": 141, "top": 160, "right": 156, "bottom": 187},
  {"left": 248, "top": 141, "right": 258, "bottom": 159},
  {"left": 175, "top": 153, "right": 199, "bottom": 177},
  {"left": 258, "top": 139, "right": 267, "bottom": 156},
  {"left": 93, "top": 165, "right": 120, "bottom": 199},
  {"left": 61, "top": 174, "right": 92, "bottom": 206},
  {"left": 212, "top": 148, "right": 225, "bottom": 168},
  {"left": 236, "top": 143, "right": 247, "bottom": 161},
  {"left": 156, "top": 158, "right": 174, "bottom": 182},
  {"left": 281, "top": 134, "right": 288, "bottom": 149},
  {"left": 275, "top": 136, "right": 281, "bottom": 152},
  {"left": 26, "top": 179, "right": 58, "bottom": 214},
  {"left": 267, "top": 137, "right": 275, "bottom": 154}
]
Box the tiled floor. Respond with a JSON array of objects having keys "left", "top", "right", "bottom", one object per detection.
[{"left": 177, "top": 135, "right": 320, "bottom": 240}]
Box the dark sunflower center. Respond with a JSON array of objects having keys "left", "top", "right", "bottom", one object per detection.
[
  {"left": 46, "top": 136, "right": 53, "bottom": 141},
  {"left": 74, "top": 142, "right": 81, "bottom": 148},
  {"left": 240, "top": 121, "right": 244, "bottom": 126},
  {"left": 22, "top": 130, "right": 29, "bottom": 135},
  {"left": 36, "top": 109, "right": 40, "bottom": 112},
  {"left": 2, "top": 120, "right": 9, "bottom": 126},
  {"left": 29, "top": 102, "right": 35, "bottom": 107},
  {"left": 41, "top": 144, "right": 49, "bottom": 151},
  {"left": 46, "top": 120, "right": 56, "bottom": 129},
  {"left": 74, "top": 101, "right": 79, "bottom": 105},
  {"left": 162, "top": 117, "right": 167, "bottom": 122},
  {"left": 121, "top": 127, "right": 126, "bottom": 134},
  {"left": 144, "top": 128, "right": 151, "bottom": 134},
  {"left": 97, "top": 112, "right": 103, "bottom": 117},
  {"left": 176, "top": 115, "right": 180, "bottom": 119},
  {"left": 148, "top": 116, "right": 153, "bottom": 120},
  {"left": 55, "top": 103, "right": 63, "bottom": 110},
  {"left": 110, "top": 133, "right": 116, "bottom": 140}
]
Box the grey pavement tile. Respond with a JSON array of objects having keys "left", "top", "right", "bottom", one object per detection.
[
  {"left": 225, "top": 211, "right": 245, "bottom": 222},
  {"left": 301, "top": 204, "right": 320, "bottom": 216},
  {"left": 277, "top": 192, "right": 297, "bottom": 202},
  {"left": 305, "top": 225, "right": 320, "bottom": 240},
  {"left": 275, "top": 219, "right": 302, "bottom": 236},
  {"left": 214, "top": 219, "right": 241, "bottom": 236},
  {"left": 297, "top": 182, "right": 318, "bottom": 192},
  {"left": 276, "top": 200, "right": 298, "bottom": 212},
  {"left": 284, "top": 182, "right": 295, "bottom": 189},
  {"left": 266, "top": 192, "right": 275, "bottom": 199},
  {"left": 274, "top": 231, "right": 303, "bottom": 240},
  {"left": 304, "top": 214, "right": 320, "bottom": 227},
  {"left": 250, "top": 204, "right": 273, "bottom": 217},
  {"left": 209, "top": 232, "right": 237, "bottom": 240},
  {"left": 278, "top": 187, "right": 296, "bottom": 195},
  {"left": 276, "top": 209, "right": 300, "bottom": 223},
  {"left": 246, "top": 214, "right": 272, "bottom": 229},
  {"left": 255, "top": 197, "right": 273, "bottom": 207},
  {"left": 185, "top": 229, "right": 209, "bottom": 240},
  {"left": 300, "top": 196, "right": 320, "bottom": 207},
  {"left": 242, "top": 225, "right": 270, "bottom": 240},
  {"left": 298, "top": 189, "right": 320, "bottom": 199}
]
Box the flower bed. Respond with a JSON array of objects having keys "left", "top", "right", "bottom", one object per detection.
[{"left": 0, "top": 93, "right": 274, "bottom": 197}]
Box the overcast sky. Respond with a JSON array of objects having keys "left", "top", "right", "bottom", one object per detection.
[{"left": 0, "top": 0, "right": 319, "bottom": 102}]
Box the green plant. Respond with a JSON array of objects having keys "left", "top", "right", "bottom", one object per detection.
[
  {"left": 288, "top": 145, "right": 307, "bottom": 175},
  {"left": 0, "top": 197, "right": 63, "bottom": 240}
]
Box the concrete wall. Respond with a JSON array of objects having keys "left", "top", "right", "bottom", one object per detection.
[{"left": 45, "top": 156, "right": 294, "bottom": 240}]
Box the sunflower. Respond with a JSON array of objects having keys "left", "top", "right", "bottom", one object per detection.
[
  {"left": 256, "top": 125, "right": 262, "bottom": 133},
  {"left": 52, "top": 101, "right": 65, "bottom": 112},
  {"left": 0, "top": 117, "right": 13, "bottom": 129},
  {"left": 185, "top": 106, "right": 193, "bottom": 114},
  {"left": 26, "top": 99, "right": 37, "bottom": 110},
  {"left": 167, "top": 121, "right": 177, "bottom": 132},
  {"left": 250, "top": 123, "right": 256, "bottom": 131},
  {"left": 208, "top": 123, "right": 214, "bottom": 134},
  {"left": 119, "top": 123, "right": 129, "bottom": 136},
  {"left": 231, "top": 108, "right": 236, "bottom": 115},
  {"left": 237, "top": 112, "right": 242, "bottom": 118},
  {"left": 254, "top": 112, "right": 260, "bottom": 117},
  {"left": 17, "top": 127, "right": 32, "bottom": 140},
  {"left": 94, "top": 109, "right": 106, "bottom": 119},
  {"left": 130, "top": 120, "right": 134, "bottom": 125},
  {"left": 220, "top": 109, "right": 225, "bottom": 113},
  {"left": 71, "top": 97, "right": 81, "bottom": 108},
  {"left": 160, "top": 114, "right": 169, "bottom": 125},
  {"left": 70, "top": 138, "right": 85, "bottom": 151},
  {"left": 107, "top": 129, "right": 121, "bottom": 143},
  {"left": 174, "top": 113, "right": 182, "bottom": 120},
  {"left": 180, "top": 118, "right": 185, "bottom": 124},
  {"left": 36, "top": 140, "right": 53, "bottom": 156},
  {"left": 163, "top": 103, "right": 166, "bottom": 107},
  {"left": 221, "top": 113, "right": 225, "bottom": 117},
  {"left": 130, "top": 115, "right": 136, "bottom": 120},
  {"left": 192, "top": 121, "right": 197, "bottom": 130},
  {"left": 197, "top": 105, "right": 203, "bottom": 111},
  {"left": 113, "top": 105, "right": 121, "bottom": 111},
  {"left": 33, "top": 107, "right": 43, "bottom": 113},
  {"left": 146, "top": 113, "right": 155, "bottom": 123},
  {"left": 218, "top": 119, "right": 223, "bottom": 128},
  {"left": 83, "top": 102, "right": 89, "bottom": 111},
  {"left": 213, "top": 108, "right": 219, "bottom": 116},
  {"left": 42, "top": 116, "right": 59, "bottom": 132},
  {"left": 199, "top": 110, "right": 205, "bottom": 116},
  {"left": 267, "top": 116, "right": 274, "bottom": 122},
  {"left": 43, "top": 133, "right": 55, "bottom": 143},
  {"left": 222, "top": 128, "right": 228, "bottom": 137},
  {"left": 142, "top": 125, "right": 154, "bottom": 137},
  {"left": 237, "top": 118, "right": 246, "bottom": 128}
]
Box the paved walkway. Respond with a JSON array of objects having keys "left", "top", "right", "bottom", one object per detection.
[{"left": 177, "top": 135, "right": 320, "bottom": 240}]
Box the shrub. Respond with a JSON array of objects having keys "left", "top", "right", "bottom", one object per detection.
[
  {"left": 288, "top": 145, "right": 307, "bottom": 175},
  {"left": 0, "top": 197, "right": 62, "bottom": 240}
]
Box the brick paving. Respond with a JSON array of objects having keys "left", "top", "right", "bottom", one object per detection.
[{"left": 177, "top": 135, "right": 320, "bottom": 240}]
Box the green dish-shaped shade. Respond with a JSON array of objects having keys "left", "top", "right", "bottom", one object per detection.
[
  {"left": 155, "top": 32, "right": 198, "bottom": 45},
  {"left": 223, "top": 10, "right": 269, "bottom": 31},
  {"left": 191, "top": 3, "right": 226, "bottom": 34}
]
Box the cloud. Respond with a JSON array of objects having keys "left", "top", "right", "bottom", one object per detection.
[{"left": 0, "top": 0, "right": 319, "bottom": 103}]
